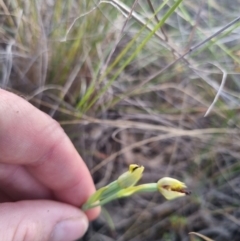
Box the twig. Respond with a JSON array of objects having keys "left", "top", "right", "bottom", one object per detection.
[
  {"left": 116, "top": 16, "right": 240, "bottom": 101},
  {"left": 204, "top": 63, "right": 227, "bottom": 117}
]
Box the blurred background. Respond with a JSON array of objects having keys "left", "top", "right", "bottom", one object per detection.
[{"left": 1, "top": 0, "right": 240, "bottom": 240}]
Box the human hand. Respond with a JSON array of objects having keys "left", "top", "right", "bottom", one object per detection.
[{"left": 0, "top": 89, "right": 100, "bottom": 241}]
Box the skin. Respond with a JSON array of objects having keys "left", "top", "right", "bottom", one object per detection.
[{"left": 0, "top": 89, "right": 100, "bottom": 241}]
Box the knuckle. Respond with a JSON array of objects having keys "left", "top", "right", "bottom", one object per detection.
[{"left": 13, "top": 220, "right": 44, "bottom": 241}]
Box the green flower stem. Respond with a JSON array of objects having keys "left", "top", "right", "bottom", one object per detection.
[
  {"left": 82, "top": 183, "right": 158, "bottom": 211},
  {"left": 118, "top": 183, "right": 158, "bottom": 197}
]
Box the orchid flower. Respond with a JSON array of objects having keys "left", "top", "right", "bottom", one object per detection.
[
  {"left": 157, "top": 177, "right": 191, "bottom": 200},
  {"left": 82, "top": 165, "right": 190, "bottom": 211}
]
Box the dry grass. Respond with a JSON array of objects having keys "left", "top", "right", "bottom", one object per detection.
[{"left": 1, "top": 0, "right": 240, "bottom": 240}]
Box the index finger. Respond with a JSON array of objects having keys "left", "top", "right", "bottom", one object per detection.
[{"left": 0, "top": 89, "right": 99, "bottom": 219}]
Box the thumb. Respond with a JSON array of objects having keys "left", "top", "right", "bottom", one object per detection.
[{"left": 0, "top": 200, "right": 89, "bottom": 241}]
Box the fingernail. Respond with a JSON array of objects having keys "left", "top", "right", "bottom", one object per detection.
[{"left": 51, "top": 217, "right": 88, "bottom": 241}]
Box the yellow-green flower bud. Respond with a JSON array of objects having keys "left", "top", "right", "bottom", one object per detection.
[
  {"left": 157, "top": 177, "right": 191, "bottom": 200},
  {"left": 117, "top": 164, "right": 144, "bottom": 189}
]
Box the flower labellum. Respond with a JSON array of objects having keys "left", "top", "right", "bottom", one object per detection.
[{"left": 157, "top": 177, "right": 191, "bottom": 200}]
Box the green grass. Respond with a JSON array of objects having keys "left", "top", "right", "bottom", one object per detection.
[{"left": 2, "top": 0, "right": 240, "bottom": 240}]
